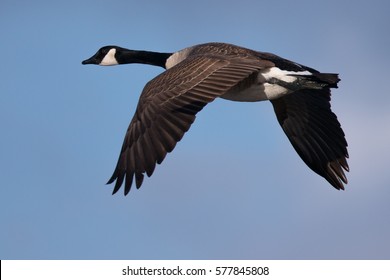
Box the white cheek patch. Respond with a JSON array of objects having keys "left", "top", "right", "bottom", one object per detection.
[{"left": 100, "top": 48, "right": 119, "bottom": 66}]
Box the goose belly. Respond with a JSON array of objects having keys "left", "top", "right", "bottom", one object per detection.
[
  {"left": 221, "top": 83, "right": 269, "bottom": 102},
  {"left": 220, "top": 74, "right": 289, "bottom": 102}
]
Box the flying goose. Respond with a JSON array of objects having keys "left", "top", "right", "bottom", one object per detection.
[{"left": 82, "top": 42, "right": 349, "bottom": 195}]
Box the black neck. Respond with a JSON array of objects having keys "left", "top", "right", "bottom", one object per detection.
[{"left": 117, "top": 49, "right": 172, "bottom": 69}]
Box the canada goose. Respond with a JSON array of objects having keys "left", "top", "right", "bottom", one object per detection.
[{"left": 82, "top": 42, "right": 349, "bottom": 195}]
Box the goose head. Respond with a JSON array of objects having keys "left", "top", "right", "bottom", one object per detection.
[
  {"left": 82, "top": 46, "right": 172, "bottom": 68},
  {"left": 82, "top": 46, "right": 124, "bottom": 66}
]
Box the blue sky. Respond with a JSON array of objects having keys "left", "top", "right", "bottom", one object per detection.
[{"left": 1, "top": 0, "right": 389, "bottom": 259}]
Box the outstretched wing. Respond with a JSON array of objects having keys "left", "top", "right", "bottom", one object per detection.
[
  {"left": 108, "top": 54, "right": 273, "bottom": 195},
  {"left": 271, "top": 88, "right": 349, "bottom": 189}
]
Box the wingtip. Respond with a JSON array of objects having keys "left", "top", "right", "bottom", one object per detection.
[
  {"left": 107, "top": 169, "right": 127, "bottom": 195},
  {"left": 335, "top": 181, "right": 346, "bottom": 191},
  {"left": 135, "top": 173, "right": 144, "bottom": 189},
  {"left": 329, "top": 178, "right": 345, "bottom": 191},
  {"left": 327, "top": 158, "right": 349, "bottom": 191},
  {"left": 107, "top": 173, "right": 120, "bottom": 195},
  {"left": 106, "top": 169, "right": 118, "bottom": 185},
  {"left": 124, "top": 172, "right": 134, "bottom": 196},
  {"left": 111, "top": 179, "right": 123, "bottom": 195},
  {"left": 106, "top": 170, "right": 140, "bottom": 196}
]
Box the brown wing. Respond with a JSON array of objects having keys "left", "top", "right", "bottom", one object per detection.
[
  {"left": 108, "top": 55, "right": 272, "bottom": 195},
  {"left": 271, "top": 88, "right": 349, "bottom": 189}
]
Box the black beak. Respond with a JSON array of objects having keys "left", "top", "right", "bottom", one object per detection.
[{"left": 82, "top": 56, "right": 98, "bottom": 65}]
